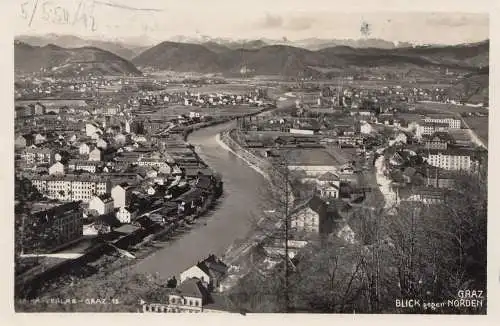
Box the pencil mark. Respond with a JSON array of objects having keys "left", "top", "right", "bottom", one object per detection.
[
  {"left": 28, "top": 0, "right": 40, "bottom": 26},
  {"left": 93, "top": 0, "right": 163, "bottom": 12},
  {"left": 20, "top": 1, "right": 30, "bottom": 19},
  {"left": 73, "top": 0, "right": 97, "bottom": 31}
]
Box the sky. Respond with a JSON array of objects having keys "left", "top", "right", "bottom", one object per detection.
[{"left": 14, "top": 0, "right": 490, "bottom": 46}]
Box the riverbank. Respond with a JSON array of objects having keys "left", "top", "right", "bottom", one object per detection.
[{"left": 216, "top": 131, "right": 270, "bottom": 181}]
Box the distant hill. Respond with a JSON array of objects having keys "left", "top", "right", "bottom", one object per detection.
[
  {"left": 132, "top": 40, "right": 489, "bottom": 77},
  {"left": 166, "top": 35, "right": 413, "bottom": 50},
  {"left": 447, "top": 67, "right": 489, "bottom": 104},
  {"left": 293, "top": 38, "right": 414, "bottom": 50},
  {"left": 15, "top": 34, "right": 146, "bottom": 60},
  {"left": 14, "top": 41, "right": 142, "bottom": 77}
]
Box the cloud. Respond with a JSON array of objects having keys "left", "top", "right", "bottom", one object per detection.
[
  {"left": 258, "top": 13, "right": 283, "bottom": 29},
  {"left": 286, "top": 17, "right": 314, "bottom": 31},
  {"left": 256, "top": 13, "right": 316, "bottom": 31}
]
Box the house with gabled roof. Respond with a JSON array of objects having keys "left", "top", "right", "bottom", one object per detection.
[
  {"left": 290, "top": 195, "right": 337, "bottom": 236},
  {"left": 88, "top": 194, "right": 115, "bottom": 216},
  {"left": 141, "top": 277, "right": 231, "bottom": 313},
  {"left": 180, "top": 254, "right": 229, "bottom": 292}
]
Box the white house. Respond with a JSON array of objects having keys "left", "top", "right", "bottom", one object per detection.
[
  {"left": 125, "top": 120, "right": 131, "bottom": 134},
  {"left": 425, "top": 149, "right": 474, "bottom": 171},
  {"left": 394, "top": 132, "right": 408, "bottom": 144},
  {"left": 111, "top": 183, "right": 133, "bottom": 208},
  {"left": 34, "top": 133, "right": 47, "bottom": 145},
  {"left": 48, "top": 162, "right": 65, "bottom": 176},
  {"left": 116, "top": 206, "right": 138, "bottom": 224},
  {"left": 88, "top": 148, "right": 102, "bottom": 161},
  {"left": 86, "top": 123, "right": 102, "bottom": 137},
  {"left": 189, "top": 111, "right": 201, "bottom": 119},
  {"left": 96, "top": 138, "right": 108, "bottom": 150},
  {"left": 88, "top": 194, "right": 114, "bottom": 216},
  {"left": 114, "top": 133, "right": 128, "bottom": 145},
  {"left": 79, "top": 143, "right": 91, "bottom": 156},
  {"left": 179, "top": 254, "right": 228, "bottom": 292},
  {"left": 180, "top": 265, "right": 210, "bottom": 285},
  {"left": 316, "top": 172, "right": 340, "bottom": 199},
  {"left": 360, "top": 122, "right": 373, "bottom": 135}
]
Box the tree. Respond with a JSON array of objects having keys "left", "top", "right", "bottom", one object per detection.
[{"left": 290, "top": 237, "right": 367, "bottom": 312}]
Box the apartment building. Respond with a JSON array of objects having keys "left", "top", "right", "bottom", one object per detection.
[
  {"left": 425, "top": 148, "right": 475, "bottom": 171},
  {"left": 29, "top": 174, "right": 111, "bottom": 202},
  {"left": 68, "top": 160, "right": 105, "bottom": 173},
  {"left": 416, "top": 122, "right": 449, "bottom": 139},
  {"left": 22, "top": 201, "right": 83, "bottom": 254},
  {"left": 20, "top": 147, "right": 55, "bottom": 165},
  {"left": 424, "top": 116, "right": 461, "bottom": 129}
]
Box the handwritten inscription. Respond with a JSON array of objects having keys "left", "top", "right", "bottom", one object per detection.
[
  {"left": 19, "top": 0, "right": 163, "bottom": 33},
  {"left": 20, "top": 0, "right": 96, "bottom": 31}
]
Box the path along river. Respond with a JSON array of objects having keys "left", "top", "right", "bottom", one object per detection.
[{"left": 132, "top": 120, "right": 273, "bottom": 279}]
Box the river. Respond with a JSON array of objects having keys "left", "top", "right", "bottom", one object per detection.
[{"left": 132, "top": 120, "right": 273, "bottom": 279}]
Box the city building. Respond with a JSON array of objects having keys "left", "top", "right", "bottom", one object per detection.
[
  {"left": 79, "top": 143, "right": 91, "bottom": 156},
  {"left": 68, "top": 160, "right": 105, "bottom": 173},
  {"left": 96, "top": 138, "right": 108, "bottom": 149},
  {"left": 424, "top": 132, "right": 454, "bottom": 150},
  {"left": 290, "top": 196, "right": 336, "bottom": 235},
  {"left": 402, "top": 187, "right": 445, "bottom": 205},
  {"left": 424, "top": 116, "right": 461, "bottom": 129},
  {"left": 425, "top": 148, "right": 475, "bottom": 171},
  {"left": 416, "top": 122, "right": 449, "bottom": 139},
  {"left": 88, "top": 194, "right": 115, "bottom": 216},
  {"left": 21, "top": 147, "right": 55, "bottom": 165},
  {"left": 85, "top": 123, "right": 102, "bottom": 137},
  {"left": 15, "top": 134, "right": 35, "bottom": 149},
  {"left": 360, "top": 122, "right": 374, "bottom": 135},
  {"left": 142, "top": 278, "right": 229, "bottom": 313},
  {"left": 316, "top": 172, "right": 340, "bottom": 199},
  {"left": 29, "top": 174, "right": 112, "bottom": 202},
  {"left": 111, "top": 183, "right": 134, "bottom": 208},
  {"left": 180, "top": 254, "right": 228, "bottom": 292},
  {"left": 88, "top": 148, "right": 102, "bottom": 161},
  {"left": 21, "top": 201, "right": 83, "bottom": 254},
  {"left": 116, "top": 206, "right": 138, "bottom": 223},
  {"left": 48, "top": 162, "right": 65, "bottom": 175}
]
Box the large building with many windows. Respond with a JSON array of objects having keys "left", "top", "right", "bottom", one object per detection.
[
  {"left": 28, "top": 174, "right": 111, "bottom": 202},
  {"left": 425, "top": 148, "right": 475, "bottom": 171},
  {"left": 424, "top": 116, "right": 461, "bottom": 129},
  {"left": 20, "top": 147, "right": 55, "bottom": 165},
  {"left": 21, "top": 201, "right": 83, "bottom": 254},
  {"left": 142, "top": 278, "right": 229, "bottom": 313},
  {"left": 416, "top": 122, "right": 449, "bottom": 139}
]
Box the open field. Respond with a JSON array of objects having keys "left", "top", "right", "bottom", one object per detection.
[
  {"left": 415, "top": 102, "right": 488, "bottom": 115},
  {"left": 161, "top": 83, "right": 258, "bottom": 94},
  {"left": 16, "top": 99, "right": 88, "bottom": 107},
  {"left": 463, "top": 116, "right": 489, "bottom": 144}
]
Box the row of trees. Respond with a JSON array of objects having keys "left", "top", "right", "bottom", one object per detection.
[{"left": 227, "top": 166, "right": 487, "bottom": 314}]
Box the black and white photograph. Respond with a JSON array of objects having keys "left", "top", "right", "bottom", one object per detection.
[{"left": 9, "top": 0, "right": 490, "bottom": 315}]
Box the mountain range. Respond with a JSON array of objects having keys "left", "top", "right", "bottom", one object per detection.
[
  {"left": 14, "top": 35, "right": 489, "bottom": 79},
  {"left": 15, "top": 34, "right": 148, "bottom": 60},
  {"left": 14, "top": 41, "right": 142, "bottom": 77},
  {"left": 14, "top": 33, "right": 452, "bottom": 58},
  {"left": 132, "top": 40, "right": 489, "bottom": 76}
]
